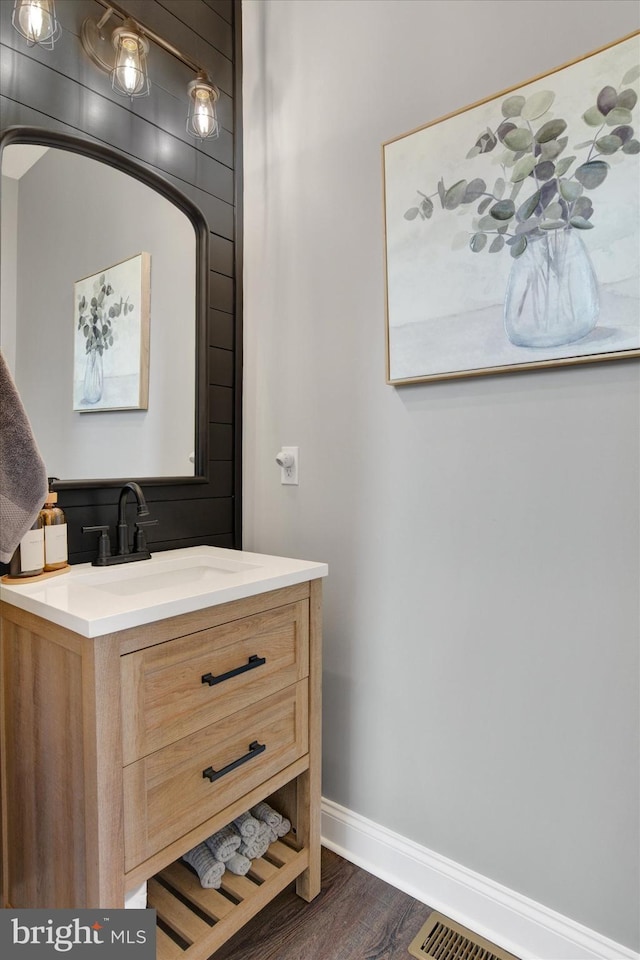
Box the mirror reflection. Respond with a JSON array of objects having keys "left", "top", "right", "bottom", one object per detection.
[{"left": 1, "top": 143, "right": 196, "bottom": 481}]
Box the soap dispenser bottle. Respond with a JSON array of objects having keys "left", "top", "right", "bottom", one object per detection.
[
  {"left": 39, "top": 479, "right": 68, "bottom": 571},
  {"left": 8, "top": 515, "right": 44, "bottom": 578}
]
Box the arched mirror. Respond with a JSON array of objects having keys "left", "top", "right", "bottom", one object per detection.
[{"left": 0, "top": 127, "right": 208, "bottom": 487}]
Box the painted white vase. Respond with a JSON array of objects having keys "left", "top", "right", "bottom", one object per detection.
[
  {"left": 504, "top": 228, "right": 599, "bottom": 348},
  {"left": 82, "top": 346, "right": 104, "bottom": 403}
]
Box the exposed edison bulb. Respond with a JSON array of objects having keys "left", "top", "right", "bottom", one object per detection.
[
  {"left": 187, "top": 74, "right": 219, "bottom": 140},
  {"left": 111, "top": 22, "right": 149, "bottom": 98},
  {"left": 13, "top": 0, "right": 60, "bottom": 47}
]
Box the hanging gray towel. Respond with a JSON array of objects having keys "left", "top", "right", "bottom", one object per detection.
[{"left": 0, "top": 351, "right": 48, "bottom": 563}]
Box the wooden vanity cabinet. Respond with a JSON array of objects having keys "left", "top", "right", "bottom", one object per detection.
[{"left": 0, "top": 579, "right": 322, "bottom": 959}]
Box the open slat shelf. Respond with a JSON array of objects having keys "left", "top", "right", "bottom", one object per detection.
[{"left": 150, "top": 841, "right": 309, "bottom": 960}]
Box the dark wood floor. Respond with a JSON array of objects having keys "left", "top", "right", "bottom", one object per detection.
[{"left": 211, "top": 847, "right": 432, "bottom": 960}]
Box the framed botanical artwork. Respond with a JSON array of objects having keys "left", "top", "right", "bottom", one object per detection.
[
  {"left": 73, "top": 252, "right": 150, "bottom": 411},
  {"left": 383, "top": 32, "right": 640, "bottom": 385}
]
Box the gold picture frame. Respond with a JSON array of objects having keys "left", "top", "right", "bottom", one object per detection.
[
  {"left": 73, "top": 252, "right": 151, "bottom": 411},
  {"left": 383, "top": 31, "right": 640, "bottom": 385}
]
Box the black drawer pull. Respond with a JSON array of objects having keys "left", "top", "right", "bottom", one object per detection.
[
  {"left": 202, "top": 741, "right": 266, "bottom": 783},
  {"left": 202, "top": 654, "right": 266, "bottom": 687}
]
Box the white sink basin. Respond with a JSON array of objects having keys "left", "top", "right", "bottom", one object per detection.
[{"left": 72, "top": 554, "right": 261, "bottom": 597}]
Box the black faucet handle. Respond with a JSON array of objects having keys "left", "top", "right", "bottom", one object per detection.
[
  {"left": 134, "top": 519, "right": 158, "bottom": 553},
  {"left": 82, "top": 525, "right": 112, "bottom": 561}
]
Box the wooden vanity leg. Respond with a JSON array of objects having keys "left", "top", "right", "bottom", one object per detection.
[{"left": 296, "top": 579, "right": 323, "bottom": 902}]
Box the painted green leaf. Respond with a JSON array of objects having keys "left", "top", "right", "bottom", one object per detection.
[
  {"left": 489, "top": 235, "right": 505, "bottom": 253},
  {"left": 421, "top": 197, "right": 434, "bottom": 218},
  {"left": 569, "top": 216, "right": 594, "bottom": 229},
  {"left": 503, "top": 127, "right": 533, "bottom": 151},
  {"left": 477, "top": 196, "right": 493, "bottom": 215},
  {"left": 510, "top": 235, "right": 528, "bottom": 258},
  {"left": 617, "top": 88, "right": 638, "bottom": 110},
  {"left": 444, "top": 180, "right": 468, "bottom": 209},
  {"left": 490, "top": 199, "right": 515, "bottom": 221},
  {"left": 611, "top": 125, "right": 633, "bottom": 144},
  {"left": 597, "top": 85, "right": 618, "bottom": 115},
  {"left": 582, "top": 106, "right": 606, "bottom": 127},
  {"left": 622, "top": 65, "right": 640, "bottom": 85},
  {"left": 493, "top": 177, "right": 506, "bottom": 200},
  {"left": 470, "top": 232, "right": 487, "bottom": 252},
  {"left": 511, "top": 154, "right": 538, "bottom": 182},
  {"left": 463, "top": 178, "right": 486, "bottom": 203},
  {"left": 540, "top": 139, "right": 564, "bottom": 160},
  {"left": 555, "top": 155, "right": 576, "bottom": 177},
  {"left": 521, "top": 90, "right": 555, "bottom": 121},
  {"left": 623, "top": 138, "right": 640, "bottom": 154},
  {"left": 606, "top": 107, "right": 633, "bottom": 126},
  {"left": 574, "top": 160, "right": 609, "bottom": 188},
  {"left": 517, "top": 190, "right": 541, "bottom": 221},
  {"left": 545, "top": 201, "right": 564, "bottom": 220},
  {"left": 437, "top": 178, "right": 446, "bottom": 208},
  {"left": 404, "top": 207, "right": 419, "bottom": 220},
  {"left": 497, "top": 121, "right": 517, "bottom": 143},
  {"left": 573, "top": 196, "right": 594, "bottom": 219},
  {"left": 466, "top": 145, "right": 482, "bottom": 160},
  {"left": 533, "top": 160, "right": 555, "bottom": 180},
  {"left": 535, "top": 119, "right": 567, "bottom": 143},
  {"left": 501, "top": 94, "right": 525, "bottom": 118},
  {"left": 539, "top": 220, "right": 566, "bottom": 230},
  {"left": 559, "top": 179, "right": 582, "bottom": 202},
  {"left": 595, "top": 134, "right": 623, "bottom": 154},
  {"left": 478, "top": 214, "right": 499, "bottom": 232}
]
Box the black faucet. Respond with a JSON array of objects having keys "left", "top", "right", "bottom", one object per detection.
[
  {"left": 117, "top": 481, "right": 149, "bottom": 555},
  {"left": 82, "top": 482, "right": 158, "bottom": 566}
]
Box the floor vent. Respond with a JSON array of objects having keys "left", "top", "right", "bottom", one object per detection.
[{"left": 408, "top": 911, "right": 520, "bottom": 960}]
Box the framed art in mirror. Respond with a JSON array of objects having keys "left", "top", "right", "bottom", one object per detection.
[
  {"left": 73, "top": 252, "right": 151, "bottom": 413},
  {"left": 383, "top": 31, "right": 640, "bottom": 385}
]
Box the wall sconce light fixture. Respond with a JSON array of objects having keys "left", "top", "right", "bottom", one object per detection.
[
  {"left": 187, "top": 71, "right": 220, "bottom": 140},
  {"left": 110, "top": 19, "right": 149, "bottom": 98},
  {"left": 79, "top": 1, "right": 221, "bottom": 137},
  {"left": 12, "top": 0, "right": 61, "bottom": 49}
]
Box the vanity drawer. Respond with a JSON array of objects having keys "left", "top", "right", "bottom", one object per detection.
[
  {"left": 123, "top": 681, "right": 308, "bottom": 870},
  {"left": 121, "top": 601, "right": 308, "bottom": 763}
]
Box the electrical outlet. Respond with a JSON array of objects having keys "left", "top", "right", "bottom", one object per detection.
[{"left": 276, "top": 446, "right": 299, "bottom": 485}]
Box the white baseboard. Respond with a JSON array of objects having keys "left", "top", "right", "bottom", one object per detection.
[{"left": 321, "top": 798, "right": 639, "bottom": 960}]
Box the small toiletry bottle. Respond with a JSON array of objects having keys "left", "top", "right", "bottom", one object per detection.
[
  {"left": 8, "top": 516, "right": 44, "bottom": 578},
  {"left": 40, "top": 480, "right": 68, "bottom": 571}
]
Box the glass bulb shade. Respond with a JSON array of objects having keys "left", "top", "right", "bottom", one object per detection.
[
  {"left": 12, "top": 0, "right": 60, "bottom": 47},
  {"left": 111, "top": 28, "right": 149, "bottom": 98},
  {"left": 187, "top": 79, "right": 219, "bottom": 140}
]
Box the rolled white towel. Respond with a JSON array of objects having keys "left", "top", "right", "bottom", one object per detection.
[
  {"left": 232, "top": 811, "right": 262, "bottom": 839},
  {"left": 276, "top": 816, "right": 292, "bottom": 838},
  {"left": 239, "top": 822, "right": 271, "bottom": 860},
  {"left": 251, "top": 801, "right": 282, "bottom": 829},
  {"left": 225, "top": 853, "right": 252, "bottom": 876},
  {"left": 182, "top": 843, "right": 225, "bottom": 888},
  {"left": 205, "top": 825, "right": 242, "bottom": 862}
]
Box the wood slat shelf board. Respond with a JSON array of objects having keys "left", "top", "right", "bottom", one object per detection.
[
  {"left": 151, "top": 846, "right": 309, "bottom": 960},
  {"left": 247, "top": 856, "right": 279, "bottom": 882},
  {"left": 265, "top": 840, "right": 300, "bottom": 867},
  {"left": 160, "top": 861, "right": 235, "bottom": 921},
  {"left": 157, "top": 926, "right": 185, "bottom": 960}
]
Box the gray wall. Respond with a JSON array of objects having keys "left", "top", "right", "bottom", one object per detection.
[
  {"left": 8, "top": 147, "right": 195, "bottom": 480},
  {"left": 242, "top": 0, "right": 640, "bottom": 950}
]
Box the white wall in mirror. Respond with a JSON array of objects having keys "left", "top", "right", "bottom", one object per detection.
[{"left": 1, "top": 145, "right": 196, "bottom": 481}]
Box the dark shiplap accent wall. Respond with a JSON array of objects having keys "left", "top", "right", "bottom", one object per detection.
[{"left": 0, "top": 0, "right": 241, "bottom": 563}]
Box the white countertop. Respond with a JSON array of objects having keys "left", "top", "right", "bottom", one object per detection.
[{"left": 0, "top": 545, "right": 328, "bottom": 638}]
